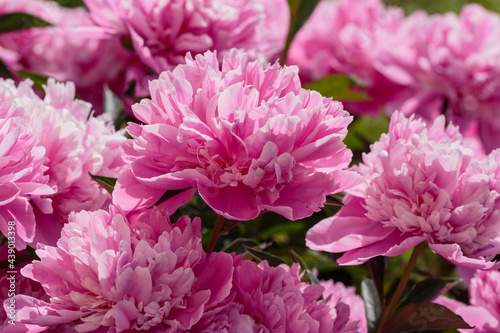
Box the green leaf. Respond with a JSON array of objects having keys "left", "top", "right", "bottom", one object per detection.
[
  {"left": 362, "top": 278, "right": 382, "bottom": 333},
  {"left": 0, "top": 59, "right": 13, "bottom": 78},
  {"left": 382, "top": 302, "right": 473, "bottom": 333},
  {"left": 398, "top": 278, "right": 460, "bottom": 309},
  {"left": 367, "top": 257, "right": 385, "bottom": 310},
  {"left": 289, "top": 249, "right": 320, "bottom": 285},
  {"left": 0, "top": 13, "right": 51, "bottom": 33},
  {"left": 17, "top": 70, "right": 49, "bottom": 93},
  {"left": 304, "top": 74, "right": 370, "bottom": 101},
  {"left": 344, "top": 113, "right": 390, "bottom": 151},
  {"left": 222, "top": 238, "right": 260, "bottom": 255},
  {"left": 120, "top": 35, "right": 134, "bottom": 51},
  {"left": 151, "top": 187, "right": 193, "bottom": 208},
  {"left": 242, "top": 244, "right": 287, "bottom": 267},
  {"left": 88, "top": 174, "right": 117, "bottom": 195},
  {"left": 280, "top": 0, "right": 321, "bottom": 65},
  {"left": 260, "top": 222, "right": 304, "bottom": 238},
  {"left": 325, "top": 195, "right": 345, "bottom": 206},
  {"left": 49, "top": 0, "right": 85, "bottom": 8}
]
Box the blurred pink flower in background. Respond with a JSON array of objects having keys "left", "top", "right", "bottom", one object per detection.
[
  {"left": 377, "top": 4, "right": 500, "bottom": 153},
  {"left": 436, "top": 269, "right": 500, "bottom": 332},
  {"left": 0, "top": 84, "right": 55, "bottom": 250},
  {"left": 1, "top": 78, "right": 126, "bottom": 247},
  {"left": 10, "top": 207, "right": 237, "bottom": 332},
  {"left": 193, "top": 261, "right": 361, "bottom": 333},
  {"left": 320, "top": 279, "right": 367, "bottom": 333},
  {"left": 287, "top": 0, "right": 409, "bottom": 115},
  {"left": 83, "top": 0, "right": 289, "bottom": 73},
  {"left": 0, "top": 0, "right": 132, "bottom": 113},
  {"left": 115, "top": 49, "right": 359, "bottom": 221},
  {"left": 307, "top": 111, "right": 500, "bottom": 269}
]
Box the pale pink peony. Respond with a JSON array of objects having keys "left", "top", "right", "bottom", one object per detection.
[
  {"left": 9, "top": 207, "right": 237, "bottom": 332},
  {"left": 287, "top": 0, "right": 408, "bottom": 115},
  {"left": 436, "top": 269, "right": 500, "bottom": 332},
  {"left": 193, "top": 261, "right": 361, "bottom": 332},
  {"left": 307, "top": 111, "right": 500, "bottom": 269},
  {"left": 83, "top": 0, "right": 289, "bottom": 74},
  {"left": 0, "top": 93, "right": 54, "bottom": 250},
  {"left": 377, "top": 4, "right": 500, "bottom": 152},
  {"left": 0, "top": 0, "right": 132, "bottom": 113},
  {"left": 321, "top": 280, "right": 367, "bottom": 333},
  {"left": 1, "top": 78, "right": 126, "bottom": 247},
  {"left": 114, "top": 49, "right": 359, "bottom": 221}
]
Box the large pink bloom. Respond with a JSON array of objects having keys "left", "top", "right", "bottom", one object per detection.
[
  {"left": 193, "top": 261, "right": 361, "bottom": 332},
  {"left": 115, "top": 50, "right": 359, "bottom": 221},
  {"left": 0, "top": 89, "right": 54, "bottom": 250},
  {"left": 0, "top": 0, "right": 132, "bottom": 113},
  {"left": 10, "top": 207, "right": 236, "bottom": 332},
  {"left": 436, "top": 269, "right": 500, "bottom": 332},
  {"left": 307, "top": 111, "right": 500, "bottom": 269},
  {"left": 1, "top": 78, "right": 126, "bottom": 246},
  {"left": 83, "top": 0, "right": 289, "bottom": 74},
  {"left": 287, "top": 0, "right": 408, "bottom": 115},
  {"left": 377, "top": 4, "right": 500, "bottom": 152}
]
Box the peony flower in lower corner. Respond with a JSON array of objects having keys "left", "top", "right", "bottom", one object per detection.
[
  {"left": 7, "top": 207, "right": 237, "bottom": 332},
  {"left": 114, "top": 49, "right": 359, "bottom": 221},
  {"left": 436, "top": 269, "right": 500, "bottom": 332},
  {"left": 192, "top": 261, "right": 361, "bottom": 333},
  {"left": 306, "top": 111, "right": 500, "bottom": 269}
]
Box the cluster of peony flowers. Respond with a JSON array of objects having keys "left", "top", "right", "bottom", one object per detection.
[
  {"left": 307, "top": 111, "right": 500, "bottom": 269},
  {"left": 115, "top": 50, "right": 359, "bottom": 221},
  {"left": 3, "top": 207, "right": 362, "bottom": 332},
  {"left": 0, "top": 78, "right": 126, "bottom": 248},
  {"left": 2, "top": 0, "right": 500, "bottom": 331},
  {"left": 288, "top": 0, "right": 500, "bottom": 153}
]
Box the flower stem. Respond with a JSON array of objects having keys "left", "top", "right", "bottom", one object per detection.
[
  {"left": 206, "top": 215, "right": 226, "bottom": 253},
  {"left": 376, "top": 242, "right": 426, "bottom": 333}
]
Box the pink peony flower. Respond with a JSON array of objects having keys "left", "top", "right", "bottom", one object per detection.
[
  {"left": 320, "top": 280, "right": 367, "bottom": 333},
  {"left": 193, "top": 261, "right": 361, "bottom": 332},
  {"left": 0, "top": 0, "right": 132, "bottom": 113},
  {"left": 1, "top": 78, "right": 126, "bottom": 247},
  {"left": 0, "top": 246, "right": 53, "bottom": 332},
  {"left": 287, "top": 0, "right": 408, "bottom": 115},
  {"left": 0, "top": 90, "right": 55, "bottom": 250},
  {"left": 9, "top": 207, "right": 237, "bottom": 332},
  {"left": 377, "top": 4, "right": 500, "bottom": 152},
  {"left": 306, "top": 111, "right": 500, "bottom": 269},
  {"left": 83, "top": 0, "right": 289, "bottom": 74},
  {"left": 436, "top": 269, "right": 500, "bottom": 332},
  {"left": 114, "top": 49, "right": 359, "bottom": 221}
]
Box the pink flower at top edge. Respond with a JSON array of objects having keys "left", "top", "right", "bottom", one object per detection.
[
  {"left": 287, "top": 0, "right": 409, "bottom": 115},
  {"left": 7, "top": 206, "right": 237, "bottom": 332},
  {"left": 114, "top": 49, "right": 360, "bottom": 221},
  {"left": 83, "top": 0, "right": 289, "bottom": 74},
  {"left": 307, "top": 111, "right": 500, "bottom": 269}
]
